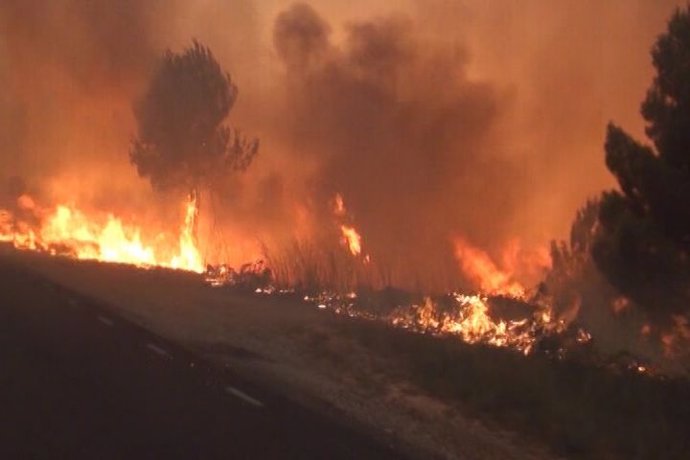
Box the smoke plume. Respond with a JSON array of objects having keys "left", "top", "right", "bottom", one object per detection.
[
  {"left": 269, "top": 3, "right": 527, "bottom": 289},
  {"left": 0, "top": 0, "right": 687, "bottom": 288}
]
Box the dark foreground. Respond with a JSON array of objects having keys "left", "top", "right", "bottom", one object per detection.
[{"left": 0, "top": 256, "right": 401, "bottom": 459}]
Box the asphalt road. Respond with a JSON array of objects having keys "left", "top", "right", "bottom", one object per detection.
[{"left": 0, "top": 256, "right": 403, "bottom": 459}]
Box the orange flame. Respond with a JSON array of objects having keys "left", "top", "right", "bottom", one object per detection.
[
  {"left": 333, "top": 193, "right": 346, "bottom": 216},
  {"left": 0, "top": 195, "right": 204, "bottom": 272},
  {"left": 340, "top": 224, "right": 362, "bottom": 256},
  {"left": 316, "top": 291, "right": 562, "bottom": 355},
  {"left": 170, "top": 194, "right": 204, "bottom": 272},
  {"left": 453, "top": 237, "right": 525, "bottom": 298},
  {"left": 333, "top": 193, "right": 368, "bottom": 260}
]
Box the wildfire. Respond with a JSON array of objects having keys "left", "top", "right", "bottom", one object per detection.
[
  {"left": 333, "top": 193, "right": 368, "bottom": 259},
  {"left": 391, "top": 295, "right": 547, "bottom": 353},
  {"left": 306, "top": 290, "right": 563, "bottom": 355},
  {"left": 340, "top": 225, "right": 362, "bottom": 256},
  {"left": 170, "top": 194, "right": 204, "bottom": 272},
  {"left": 333, "top": 193, "right": 346, "bottom": 216},
  {"left": 453, "top": 237, "right": 527, "bottom": 298},
  {"left": 1, "top": 188, "right": 582, "bottom": 360},
  {"left": 0, "top": 194, "right": 204, "bottom": 272}
]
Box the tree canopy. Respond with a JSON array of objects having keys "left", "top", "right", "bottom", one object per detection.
[
  {"left": 130, "top": 41, "right": 258, "bottom": 193},
  {"left": 592, "top": 6, "right": 690, "bottom": 324}
]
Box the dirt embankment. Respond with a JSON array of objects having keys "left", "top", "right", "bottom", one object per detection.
[{"left": 4, "top": 248, "right": 554, "bottom": 460}]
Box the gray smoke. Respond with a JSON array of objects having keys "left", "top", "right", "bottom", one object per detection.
[{"left": 270, "top": 3, "right": 528, "bottom": 289}]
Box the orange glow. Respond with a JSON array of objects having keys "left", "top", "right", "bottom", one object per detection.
[
  {"left": 333, "top": 193, "right": 346, "bottom": 216},
  {"left": 340, "top": 224, "right": 362, "bottom": 256},
  {"left": 332, "top": 193, "right": 368, "bottom": 259},
  {"left": 0, "top": 195, "right": 204, "bottom": 273},
  {"left": 170, "top": 194, "right": 204, "bottom": 272},
  {"left": 453, "top": 237, "right": 526, "bottom": 298},
  {"left": 320, "top": 292, "right": 564, "bottom": 355},
  {"left": 612, "top": 296, "right": 630, "bottom": 314},
  {"left": 661, "top": 315, "right": 690, "bottom": 357}
]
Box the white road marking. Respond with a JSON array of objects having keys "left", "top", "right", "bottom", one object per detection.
[
  {"left": 225, "top": 386, "right": 264, "bottom": 408},
  {"left": 146, "top": 343, "right": 172, "bottom": 359},
  {"left": 97, "top": 315, "right": 114, "bottom": 327}
]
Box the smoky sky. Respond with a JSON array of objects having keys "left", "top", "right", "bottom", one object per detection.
[
  {"left": 1, "top": 0, "right": 159, "bottom": 85},
  {"left": 0, "top": 0, "right": 687, "bottom": 288},
  {"left": 0, "top": 0, "right": 163, "bottom": 202},
  {"left": 270, "top": 3, "right": 529, "bottom": 288}
]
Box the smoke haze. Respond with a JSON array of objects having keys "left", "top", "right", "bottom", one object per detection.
[{"left": 0, "top": 0, "right": 685, "bottom": 289}]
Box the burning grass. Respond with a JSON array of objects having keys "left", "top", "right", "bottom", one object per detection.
[
  {"left": 331, "top": 317, "right": 690, "bottom": 459},
  {"left": 6, "top": 246, "right": 690, "bottom": 459},
  {"left": 0, "top": 194, "right": 204, "bottom": 272},
  {"left": 302, "top": 290, "right": 572, "bottom": 355},
  {"left": 3, "top": 185, "right": 690, "bottom": 458}
]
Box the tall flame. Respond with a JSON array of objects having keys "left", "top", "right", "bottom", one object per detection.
[
  {"left": 0, "top": 194, "right": 204, "bottom": 272},
  {"left": 340, "top": 225, "right": 362, "bottom": 256},
  {"left": 453, "top": 237, "right": 525, "bottom": 298},
  {"left": 333, "top": 193, "right": 367, "bottom": 259},
  {"left": 308, "top": 291, "right": 564, "bottom": 355},
  {"left": 170, "top": 194, "right": 204, "bottom": 272}
]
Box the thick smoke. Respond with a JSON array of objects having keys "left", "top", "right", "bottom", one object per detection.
[
  {"left": 0, "top": 0, "right": 687, "bottom": 287},
  {"left": 270, "top": 3, "right": 528, "bottom": 289},
  {"left": 0, "top": 0, "right": 162, "bottom": 209}
]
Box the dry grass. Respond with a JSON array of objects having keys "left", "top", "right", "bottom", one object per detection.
[
  {"left": 263, "top": 239, "right": 380, "bottom": 293},
  {"left": 334, "top": 317, "right": 690, "bottom": 459}
]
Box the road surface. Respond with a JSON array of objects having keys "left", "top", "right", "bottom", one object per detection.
[{"left": 0, "top": 255, "right": 403, "bottom": 459}]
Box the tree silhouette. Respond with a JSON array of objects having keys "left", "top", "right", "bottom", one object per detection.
[
  {"left": 593, "top": 7, "right": 690, "bottom": 323},
  {"left": 130, "top": 41, "right": 258, "bottom": 196}
]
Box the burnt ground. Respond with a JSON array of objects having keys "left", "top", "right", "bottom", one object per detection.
[{"left": 0, "top": 253, "right": 402, "bottom": 459}]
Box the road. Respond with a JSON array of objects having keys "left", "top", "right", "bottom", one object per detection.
[{"left": 0, "top": 255, "right": 403, "bottom": 459}]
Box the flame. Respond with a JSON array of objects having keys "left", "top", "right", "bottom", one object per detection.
[
  {"left": 340, "top": 225, "right": 362, "bottom": 256},
  {"left": 391, "top": 294, "right": 541, "bottom": 353},
  {"left": 170, "top": 194, "right": 204, "bottom": 271},
  {"left": 453, "top": 237, "right": 526, "bottom": 298},
  {"left": 0, "top": 194, "right": 204, "bottom": 272},
  {"left": 308, "top": 290, "right": 562, "bottom": 355},
  {"left": 332, "top": 193, "right": 368, "bottom": 259}
]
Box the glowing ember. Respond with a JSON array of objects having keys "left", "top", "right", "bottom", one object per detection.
[
  {"left": 612, "top": 296, "right": 630, "bottom": 314},
  {"left": 661, "top": 315, "right": 690, "bottom": 357},
  {"left": 305, "top": 290, "right": 566, "bottom": 355},
  {"left": 0, "top": 194, "right": 204, "bottom": 272}
]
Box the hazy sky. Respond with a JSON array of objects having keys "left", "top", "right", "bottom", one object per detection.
[{"left": 0, "top": 0, "right": 685, "bottom": 286}]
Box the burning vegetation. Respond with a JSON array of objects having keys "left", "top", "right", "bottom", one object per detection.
[
  {"left": 5, "top": 3, "right": 690, "bottom": 458},
  {"left": 0, "top": 193, "right": 204, "bottom": 272},
  {"left": 2, "top": 1, "right": 690, "bottom": 381}
]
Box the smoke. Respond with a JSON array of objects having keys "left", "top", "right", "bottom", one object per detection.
[
  {"left": 268, "top": 3, "right": 528, "bottom": 289},
  {"left": 0, "top": 0, "right": 164, "bottom": 210},
  {"left": 0, "top": 0, "right": 687, "bottom": 288}
]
